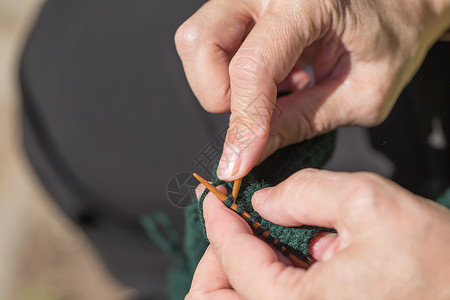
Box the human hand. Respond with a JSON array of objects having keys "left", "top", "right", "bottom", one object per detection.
[
  {"left": 188, "top": 169, "right": 450, "bottom": 299},
  {"left": 175, "top": 0, "right": 450, "bottom": 181}
]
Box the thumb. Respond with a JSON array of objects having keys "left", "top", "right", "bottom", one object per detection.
[
  {"left": 259, "top": 62, "right": 392, "bottom": 161},
  {"left": 251, "top": 169, "right": 383, "bottom": 233},
  {"left": 217, "top": 1, "right": 327, "bottom": 180},
  {"left": 203, "top": 182, "right": 308, "bottom": 300}
]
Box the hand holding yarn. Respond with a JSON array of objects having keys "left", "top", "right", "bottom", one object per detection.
[{"left": 188, "top": 169, "right": 450, "bottom": 299}]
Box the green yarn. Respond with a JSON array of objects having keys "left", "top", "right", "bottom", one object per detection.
[
  {"left": 197, "top": 166, "right": 333, "bottom": 259},
  {"left": 142, "top": 129, "right": 450, "bottom": 300},
  {"left": 143, "top": 132, "right": 336, "bottom": 299},
  {"left": 141, "top": 206, "right": 209, "bottom": 300},
  {"left": 181, "top": 132, "right": 336, "bottom": 298},
  {"left": 437, "top": 188, "right": 450, "bottom": 209},
  {"left": 141, "top": 212, "right": 182, "bottom": 258},
  {"left": 166, "top": 204, "right": 209, "bottom": 300}
]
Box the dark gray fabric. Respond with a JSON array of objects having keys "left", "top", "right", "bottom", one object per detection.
[
  {"left": 20, "top": 0, "right": 228, "bottom": 299},
  {"left": 369, "top": 42, "right": 450, "bottom": 199},
  {"left": 19, "top": 0, "right": 450, "bottom": 298}
]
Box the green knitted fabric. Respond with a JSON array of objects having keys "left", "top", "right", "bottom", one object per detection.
[
  {"left": 142, "top": 131, "right": 450, "bottom": 300},
  {"left": 166, "top": 132, "right": 337, "bottom": 299},
  {"left": 437, "top": 188, "right": 450, "bottom": 209},
  {"left": 196, "top": 169, "right": 334, "bottom": 259},
  {"left": 142, "top": 205, "right": 211, "bottom": 300}
]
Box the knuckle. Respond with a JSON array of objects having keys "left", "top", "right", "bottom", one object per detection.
[
  {"left": 347, "top": 173, "right": 378, "bottom": 201},
  {"left": 294, "top": 168, "right": 319, "bottom": 179},
  {"left": 226, "top": 115, "right": 269, "bottom": 151},
  {"left": 288, "top": 168, "right": 319, "bottom": 189},
  {"left": 201, "top": 98, "right": 229, "bottom": 113},
  {"left": 174, "top": 20, "right": 201, "bottom": 54},
  {"left": 229, "top": 52, "right": 267, "bottom": 83},
  {"left": 355, "top": 100, "right": 389, "bottom": 127},
  {"left": 344, "top": 172, "right": 390, "bottom": 218},
  {"left": 347, "top": 98, "right": 383, "bottom": 127},
  {"left": 201, "top": 85, "right": 231, "bottom": 113},
  {"left": 295, "top": 111, "right": 318, "bottom": 141},
  {"left": 347, "top": 81, "right": 393, "bottom": 127}
]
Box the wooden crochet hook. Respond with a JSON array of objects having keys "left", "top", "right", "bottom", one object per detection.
[{"left": 192, "top": 173, "right": 313, "bottom": 269}]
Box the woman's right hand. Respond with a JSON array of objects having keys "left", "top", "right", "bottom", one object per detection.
[{"left": 175, "top": 0, "right": 450, "bottom": 181}]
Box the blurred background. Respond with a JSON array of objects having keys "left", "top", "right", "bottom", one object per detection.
[
  {"left": 0, "top": 1, "right": 448, "bottom": 300},
  {"left": 0, "top": 0, "right": 135, "bottom": 299},
  {"left": 1, "top": 0, "right": 227, "bottom": 298}
]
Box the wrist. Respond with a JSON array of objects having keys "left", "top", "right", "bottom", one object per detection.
[
  {"left": 430, "top": 0, "right": 450, "bottom": 16},
  {"left": 394, "top": 0, "right": 450, "bottom": 56},
  {"left": 435, "top": 0, "right": 450, "bottom": 40},
  {"left": 421, "top": 0, "right": 450, "bottom": 42}
]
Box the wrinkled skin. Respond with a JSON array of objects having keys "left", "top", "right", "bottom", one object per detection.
[
  {"left": 175, "top": 0, "right": 450, "bottom": 180},
  {"left": 177, "top": 0, "right": 450, "bottom": 298},
  {"left": 189, "top": 169, "right": 450, "bottom": 299}
]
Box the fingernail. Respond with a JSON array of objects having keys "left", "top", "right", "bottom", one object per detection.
[
  {"left": 310, "top": 232, "right": 338, "bottom": 261},
  {"left": 195, "top": 184, "right": 205, "bottom": 201},
  {"left": 217, "top": 147, "right": 241, "bottom": 179},
  {"left": 312, "top": 233, "right": 337, "bottom": 252},
  {"left": 253, "top": 187, "right": 273, "bottom": 205}
]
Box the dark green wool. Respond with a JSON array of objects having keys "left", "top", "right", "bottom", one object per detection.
[
  {"left": 142, "top": 131, "right": 450, "bottom": 300},
  {"left": 437, "top": 188, "right": 450, "bottom": 208},
  {"left": 196, "top": 172, "right": 333, "bottom": 259},
  {"left": 167, "top": 132, "right": 337, "bottom": 299}
]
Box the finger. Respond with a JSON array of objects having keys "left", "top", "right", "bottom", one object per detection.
[
  {"left": 309, "top": 232, "right": 339, "bottom": 261},
  {"left": 259, "top": 76, "right": 349, "bottom": 161},
  {"left": 203, "top": 190, "right": 306, "bottom": 299},
  {"left": 188, "top": 246, "right": 240, "bottom": 300},
  {"left": 217, "top": 0, "right": 329, "bottom": 180},
  {"left": 195, "top": 183, "right": 206, "bottom": 200},
  {"left": 251, "top": 169, "right": 399, "bottom": 232},
  {"left": 175, "top": 0, "right": 260, "bottom": 113},
  {"left": 260, "top": 61, "right": 393, "bottom": 161},
  {"left": 201, "top": 182, "right": 339, "bottom": 291}
]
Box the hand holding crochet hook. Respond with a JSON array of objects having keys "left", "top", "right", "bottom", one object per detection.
[{"left": 176, "top": 0, "right": 450, "bottom": 298}]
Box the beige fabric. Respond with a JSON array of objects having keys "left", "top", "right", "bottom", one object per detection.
[{"left": 0, "top": 1, "right": 135, "bottom": 299}]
